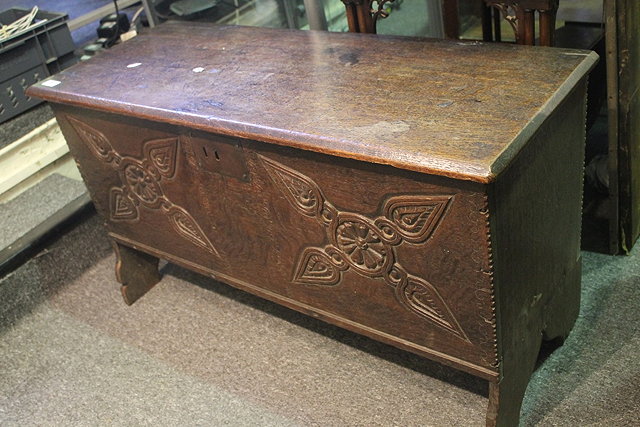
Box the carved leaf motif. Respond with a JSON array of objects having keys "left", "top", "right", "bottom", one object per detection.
[
  {"left": 383, "top": 195, "right": 452, "bottom": 243},
  {"left": 396, "top": 274, "right": 469, "bottom": 342},
  {"left": 293, "top": 247, "right": 342, "bottom": 286},
  {"left": 67, "top": 116, "right": 116, "bottom": 162},
  {"left": 109, "top": 187, "right": 139, "bottom": 221},
  {"left": 144, "top": 138, "right": 179, "bottom": 178},
  {"left": 258, "top": 154, "right": 324, "bottom": 217},
  {"left": 167, "top": 205, "right": 219, "bottom": 256}
]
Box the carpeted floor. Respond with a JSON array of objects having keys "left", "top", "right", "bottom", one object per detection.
[
  {"left": 0, "top": 104, "right": 54, "bottom": 150},
  {"left": 0, "top": 211, "right": 638, "bottom": 426},
  {"left": 0, "top": 174, "right": 86, "bottom": 250}
]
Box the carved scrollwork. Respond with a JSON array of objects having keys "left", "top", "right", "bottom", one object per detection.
[
  {"left": 340, "top": 0, "right": 395, "bottom": 34},
  {"left": 69, "top": 116, "right": 219, "bottom": 257},
  {"left": 484, "top": 0, "right": 559, "bottom": 45},
  {"left": 258, "top": 155, "right": 467, "bottom": 341},
  {"left": 369, "top": 0, "right": 395, "bottom": 24},
  {"left": 485, "top": 2, "right": 519, "bottom": 41}
]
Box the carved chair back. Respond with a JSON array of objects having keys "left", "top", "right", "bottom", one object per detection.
[{"left": 340, "top": 0, "right": 559, "bottom": 47}]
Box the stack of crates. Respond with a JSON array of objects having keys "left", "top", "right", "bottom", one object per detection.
[{"left": 0, "top": 8, "right": 77, "bottom": 124}]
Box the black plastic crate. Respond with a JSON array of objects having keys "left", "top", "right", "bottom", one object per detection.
[{"left": 0, "top": 8, "right": 78, "bottom": 124}]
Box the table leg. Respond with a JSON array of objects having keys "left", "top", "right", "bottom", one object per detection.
[{"left": 112, "top": 240, "right": 161, "bottom": 305}]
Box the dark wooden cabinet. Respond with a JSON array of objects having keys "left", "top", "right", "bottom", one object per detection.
[
  {"left": 606, "top": 0, "right": 640, "bottom": 253},
  {"left": 28, "top": 22, "right": 596, "bottom": 426}
]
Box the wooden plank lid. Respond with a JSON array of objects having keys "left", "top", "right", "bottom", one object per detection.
[{"left": 27, "top": 22, "right": 598, "bottom": 183}]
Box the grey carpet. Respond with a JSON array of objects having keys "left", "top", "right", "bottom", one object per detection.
[
  {"left": 0, "top": 104, "right": 54, "bottom": 149},
  {"left": 0, "top": 213, "right": 638, "bottom": 425},
  {"left": 0, "top": 173, "right": 86, "bottom": 250}
]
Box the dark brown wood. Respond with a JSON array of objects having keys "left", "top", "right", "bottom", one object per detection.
[
  {"left": 482, "top": 3, "right": 494, "bottom": 42},
  {"left": 521, "top": 8, "right": 535, "bottom": 45},
  {"left": 493, "top": 4, "right": 502, "bottom": 41},
  {"left": 340, "top": 0, "right": 377, "bottom": 34},
  {"left": 605, "top": 0, "right": 621, "bottom": 254},
  {"left": 355, "top": 1, "right": 373, "bottom": 33},
  {"left": 442, "top": 0, "right": 460, "bottom": 39},
  {"left": 555, "top": 24, "right": 606, "bottom": 130},
  {"left": 486, "top": 81, "right": 587, "bottom": 426},
  {"left": 539, "top": 7, "right": 557, "bottom": 46},
  {"left": 54, "top": 105, "right": 498, "bottom": 376},
  {"left": 613, "top": 0, "right": 640, "bottom": 253},
  {"left": 113, "top": 240, "right": 161, "bottom": 305},
  {"left": 345, "top": 0, "right": 559, "bottom": 47},
  {"left": 27, "top": 23, "right": 595, "bottom": 184},
  {"left": 27, "top": 23, "right": 596, "bottom": 426},
  {"left": 343, "top": 2, "right": 358, "bottom": 33}
]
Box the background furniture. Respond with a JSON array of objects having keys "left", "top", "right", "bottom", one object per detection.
[
  {"left": 481, "top": 0, "right": 559, "bottom": 46},
  {"left": 341, "top": 0, "right": 559, "bottom": 45},
  {"left": 604, "top": 0, "right": 640, "bottom": 254}
]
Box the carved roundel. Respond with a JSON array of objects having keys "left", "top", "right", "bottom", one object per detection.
[
  {"left": 121, "top": 160, "right": 164, "bottom": 206},
  {"left": 332, "top": 214, "right": 393, "bottom": 276}
]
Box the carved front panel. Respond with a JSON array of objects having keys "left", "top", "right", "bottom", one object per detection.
[
  {"left": 67, "top": 116, "right": 218, "bottom": 256},
  {"left": 56, "top": 106, "right": 497, "bottom": 374},
  {"left": 259, "top": 154, "right": 467, "bottom": 341}
]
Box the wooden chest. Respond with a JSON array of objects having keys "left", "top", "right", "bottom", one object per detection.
[{"left": 27, "top": 22, "right": 597, "bottom": 426}]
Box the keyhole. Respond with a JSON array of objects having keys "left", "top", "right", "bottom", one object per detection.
[{"left": 202, "top": 146, "right": 220, "bottom": 161}]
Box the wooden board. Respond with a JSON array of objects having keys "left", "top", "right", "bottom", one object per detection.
[{"left": 27, "top": 22, "right": 596, "bottom": 183}]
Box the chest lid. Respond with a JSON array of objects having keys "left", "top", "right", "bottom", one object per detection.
[{"left": 27, "top": 22, "right": 597, "bottom": 183}]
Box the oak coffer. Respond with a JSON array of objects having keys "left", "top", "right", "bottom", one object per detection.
[{"left": 27, "top": 22, "right": 598, "bottom": 426}]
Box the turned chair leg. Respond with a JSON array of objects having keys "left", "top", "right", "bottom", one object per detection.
[{"left": 112, "top": 240, "right": 161, "bottom": 305}]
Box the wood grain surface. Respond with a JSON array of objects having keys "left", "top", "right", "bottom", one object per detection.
[{"left": 27, "top": 22, "right": 597, "bottom": 183}]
